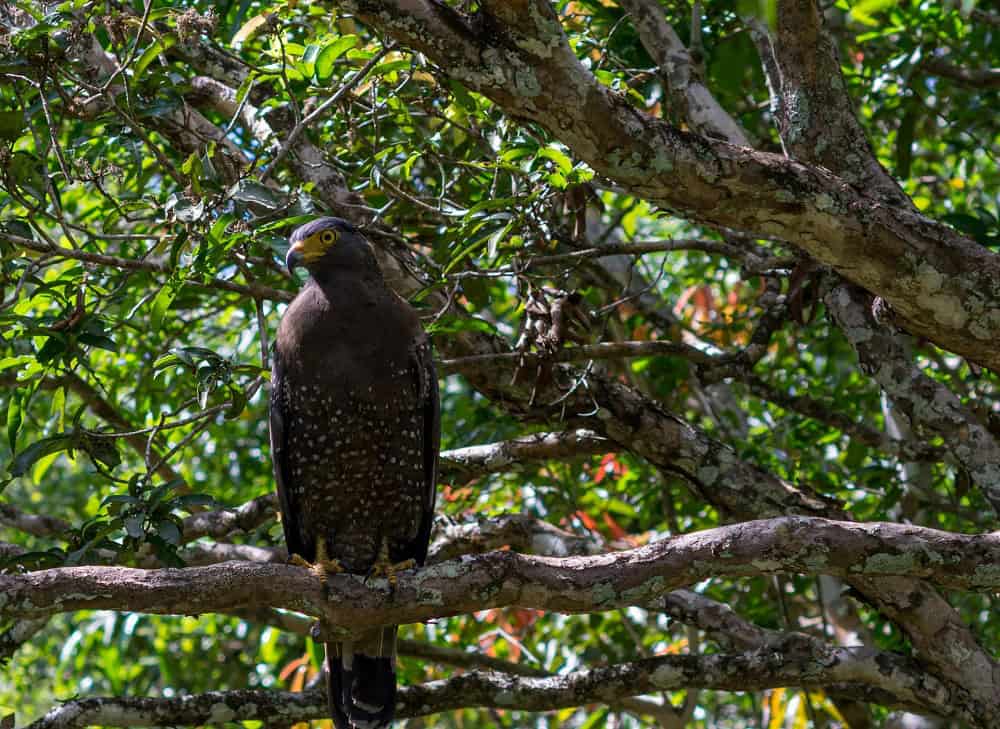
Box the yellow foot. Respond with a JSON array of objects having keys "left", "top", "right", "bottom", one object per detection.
[
  {"left": 290, "top": 542, "right": 343, "bottom": 585},
  {"left": 366, "top": 539, "right": 415, "bottom": 588}
]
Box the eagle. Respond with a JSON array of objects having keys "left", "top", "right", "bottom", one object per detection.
[{"left": 269, "top": 217, "right": 439, "bottom": 728}]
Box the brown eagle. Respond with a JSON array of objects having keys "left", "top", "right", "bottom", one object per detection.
[{"left": 269, "top": 217, "right": 439, "bottom": 728}]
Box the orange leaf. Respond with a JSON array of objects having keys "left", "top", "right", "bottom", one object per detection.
[
  {"left": 602, "top": 512, "right": 628, "bottom": 541},
  {"left": 575, "top": 509, "right": 598, "bottom": 531},
  {"left": 278, "top": 654, "right": 308, "bottom": 682}
]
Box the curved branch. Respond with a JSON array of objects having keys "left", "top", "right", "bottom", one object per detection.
[
  {"left": 3, "top": 518, "right": 998, "bottom": 629},
  {"left": 336, "top": 0, "right": 1000, "bottom": 371}
]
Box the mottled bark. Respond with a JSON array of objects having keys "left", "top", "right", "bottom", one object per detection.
[
  {"left": 179, "top": 54, "right": 1000, "bottom": 717},
  {"left": 826, "top": 282, "right": 1000, "bottom": 512},
  {"left": 3, "top": 518, "right": 999, "bottom": 630},
  {"left": 617, "top": 0, "right": 751, "bottom": 145},
  {"left": 337, "top": 0, "right": 1000, "bottom": 371}
]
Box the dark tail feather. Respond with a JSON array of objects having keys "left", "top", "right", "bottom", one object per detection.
[{"left": 326, "top": 627, "right": 397, "bottom": 729}]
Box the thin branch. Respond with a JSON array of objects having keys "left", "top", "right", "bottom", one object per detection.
[
  {"left": 438, "top": 429, "right": 610, "bottom": 482},
  {"left": 260, "top": 44, "right": 394, "bottom": 182},
  {"left": 922, "top": 57, "right": 1000, "bottom": 89},
  {"left": 439, "top": 340, "right": 714, "bottom": 373},
  {"left": 3, "top": 233, "right": 292, "bottom": 302},
  {"left": 428, "top": 512, "right": 604, "bottom": 562},
  {"left": 23, "top": 644, "right": 971, "bottom": 729},
  {"left": 180, "top": 493, "right": 278, "bottom": 542},
  {"left": 504, "top": 239, "right": 747, "bottom": 269}
]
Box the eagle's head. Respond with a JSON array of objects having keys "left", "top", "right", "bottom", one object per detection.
[{"left": 285, "top": 217, "right": 375, "bottom": 275}]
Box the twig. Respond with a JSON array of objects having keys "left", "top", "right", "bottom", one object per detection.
[{"left": 260, "top": 44, "right": 395, "bottom": 182}]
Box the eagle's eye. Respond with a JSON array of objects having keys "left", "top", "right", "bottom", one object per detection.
[{"left": 321, "top": 231, "right": 336, "bottom": 244}]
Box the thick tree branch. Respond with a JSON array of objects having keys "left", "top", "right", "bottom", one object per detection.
[
  {"left": 3, "top": 518, "right": 999, "bottom": 630},
  {"left": 336, "top": 0, "right": 1000, "bottom": 371},
  {"left": 762, "top": 0, "right": 912, "bottom": 207},
  {"left": 618, "top": 0, "right": 751, "bottom": 145},
  {"left": 826, "top": 282, "right": 1000, "bottom": 512}
]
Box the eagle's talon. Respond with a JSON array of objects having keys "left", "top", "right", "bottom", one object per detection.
[
  {"left": 290, "top": 545, "right": 343, "bottom": 586},
  {"left": 366, "top": 539, "right": 416, "bottom": 589}
]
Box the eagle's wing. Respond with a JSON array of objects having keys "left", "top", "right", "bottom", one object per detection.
[
  {"left": 410, "top": 337, "right": 439, "bottom": 566},
  {"left": 269, "top": 350, "right": 310, "bottom": 561}
]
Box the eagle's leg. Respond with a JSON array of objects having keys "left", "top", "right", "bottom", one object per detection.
[
  {"left": 290, "top": 541, "right": 343, "bottom": 585},
  {"left": 367, "top": 537, "right": 415, "bottom": 588}
]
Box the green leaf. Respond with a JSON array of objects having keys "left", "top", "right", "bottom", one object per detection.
[
  {"left": 146, "top": 534, "right": 185, "bottom": 567},
  {"left": 225, "top": 386, "right": 248, "bottom": 420},
  {"left": 228, "top": 179, "right": 284, "bottom": 210},
  {"left": 538, "top": 145, "right": 573, "bottom": 174},
  {"left": 942, "top": 213, "right": 989, "bottom": 244},
  {"left": 425, "top": 315, "right": 498, "bottom": 337},
  {"left": 156, "top": 519, "right": 182, "bottom": 546},
  {"left": 448, "top": 80, "right": 477, "bottom": 112},
  {"left": 77, "top": 332, "right": 117, "bottom": 353},
  {"left": 134, "top": 35, "right": 177, "bottom": 79},
  {"left": 315, "top": 35, "right": 358, "bottom": 84},
  {"left": 83, "top": 436, "right": 121, "bottom": 471},
  {"left": 174, "top": 493, "right": 217, "bottom": 510},
  {"left": 123, "top": 514, "right": 145, "bottom": 538},
  {"left": 102, "top": 493, "right": 142, "bottom": 508},
  {"left": 10, "top": 434, "right": 75, "bottom": 478},
  {"left": 0, "top": 109, "right": 26, "bottom": 142},
  {"left": 167, "top": 194, "right": 205, "bottom": 223},
  {"left": 31, "top": 449, "right": 63, "bottom": 483},
  {"left": 6, "top": 393, "right": 23, "bottom": 455},
  {"left": 150, "top": 283, "right": 180, "bottom": 332},
  {"left": 231, "top": 13, "right": 273, "bottom": 46}
]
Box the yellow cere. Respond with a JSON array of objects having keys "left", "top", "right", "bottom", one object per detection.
[{"left": 291, "top": 229, "right": 339, "bottom": 262}]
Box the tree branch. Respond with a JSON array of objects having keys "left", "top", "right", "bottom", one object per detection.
[
  {"left": 826, "top": 282, "right": 1000, "bottom": 513},
  {"left": 0, "top": 503, "right": 70, "bottom": 539},
  {"left": 922, "top": 57, "right": 1000, "bottom": 89},
  {"left": 618, "top": 0, "right": 751, "bottom": 145},
  {"left": 2, "top": 233, "right": 292, "bottom": 303},
  {"left": 428, "top": 512, "right": 604, "bottom": 562},
  {"left": 336, "top": 0, "right": 1000, "bottom": 371},
  {"left": 3, "top": 518, "right": 998, "bottom": 629},
  {"left": 761, "top": 0, "right": 912, "bottom": 207},
  {"left": 436, "top": 429, "right": 610, "bottom": 482},
  {"left": 23, "top": 643, "right": 972, "bottom": 729}
]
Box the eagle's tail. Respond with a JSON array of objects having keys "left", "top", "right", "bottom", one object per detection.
[{"left": 326, "top": 627, "right": 397, "bottom": 729}]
